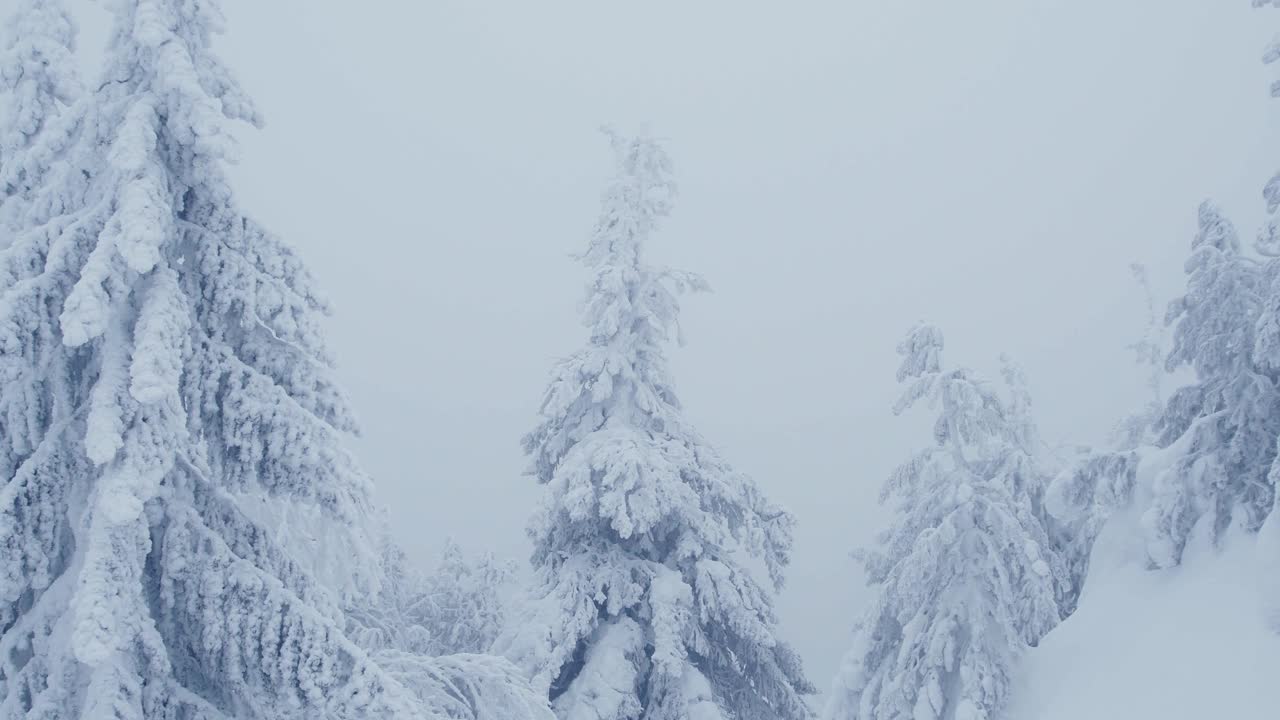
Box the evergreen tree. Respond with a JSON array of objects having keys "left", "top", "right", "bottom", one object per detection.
[
  {"left": 348, "top": 538, "right": 516, "bottom": 658},
  {"left": 1252, "top": 0, "right": 1280, "bottom": 630},
  {"left": 825, "top": 325, "right": 1066, "bottom": 720},
  {"left": 1054, "top": 9, "right": 1280, "bottom": 578},
  {"left": 0, "top": 1, "right": 461, "bottom": 717},
  {"left": 345, "top": 537, "right": 550, "bottom": 720},
  {"left": 0, "top": 0, "right": 80, "bottom": 249},
  {"left": 498, "top": 130, "right": 814, "bottom": 720},
  {"left": 418, "top": 539, "right": 515, "bottom": 657},
  {"left": 1146, "top": 202, "right": 1275, "bottom": 568}
]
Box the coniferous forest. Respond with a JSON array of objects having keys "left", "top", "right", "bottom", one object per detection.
[{"left": 1, "top": 1, "right": 1278, "bottom": 719}]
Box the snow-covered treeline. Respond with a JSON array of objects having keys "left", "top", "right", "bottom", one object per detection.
[
  {"left": 824, "top": 3, "right": 1280, "bottom": 718},
  {"left": 2, "top": 1, "right": 1279, "bottom": 720}
]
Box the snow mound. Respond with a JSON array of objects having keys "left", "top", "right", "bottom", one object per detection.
[{"left": 1010, "top": 510, "right": 1280, "bottom": 720}]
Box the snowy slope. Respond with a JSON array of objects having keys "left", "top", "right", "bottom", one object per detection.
[{"left": 1009, "top": 507, "right": 1280, "bottom": 719}]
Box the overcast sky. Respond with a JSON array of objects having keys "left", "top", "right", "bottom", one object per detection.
[{"left": 26, "top": 0, "right": 1278, "bottom": 695}]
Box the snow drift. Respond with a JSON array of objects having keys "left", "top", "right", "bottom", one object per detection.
[{"left": 1010, "top": 505, "right": 1280, "bottom": 719}]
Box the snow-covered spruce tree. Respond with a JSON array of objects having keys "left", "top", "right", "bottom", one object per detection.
[
  {"left": 344, "top": 538, "right": 551, "bottom": 720},
  {"left": 1145, "top": 202, "right": 1276, "bottom": 568},
  {"left": 497, "top": 131, "right": 813, "bottom": 720},
  {"left": 0, "top": 0, "right": 80, "bottom": 249},
  {"left": 995, "top": 355, "right": 1096, "bottom": 616},
  {"left": 416, "top": 539, "right": 515, "bottom": 656},
  {"left": 348, "top": 538, "right": 516, "bottom": 657},
  {"left": 1252, "top": 0, "right": 1280, "bottom": 630},
  {"left": 825, "top": 325, "right": 1067, "bottom": 720},
  {"left": 0, "top": 2, "right": 459, "bottom": 717}
]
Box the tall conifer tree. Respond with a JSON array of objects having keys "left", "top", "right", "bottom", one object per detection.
[
  {"left": 0, "top": 2, "right": 479, "bottom": 717},
  {"left": 499, "top": 131, "right": 813, "bottom": 720},
  {"left": 825, "top": 326, "right": 1065, "bottom": 720}
]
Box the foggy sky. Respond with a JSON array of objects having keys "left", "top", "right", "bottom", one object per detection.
[{"left": 19, "top": 0, "right": 1279, "bottom": 695}]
